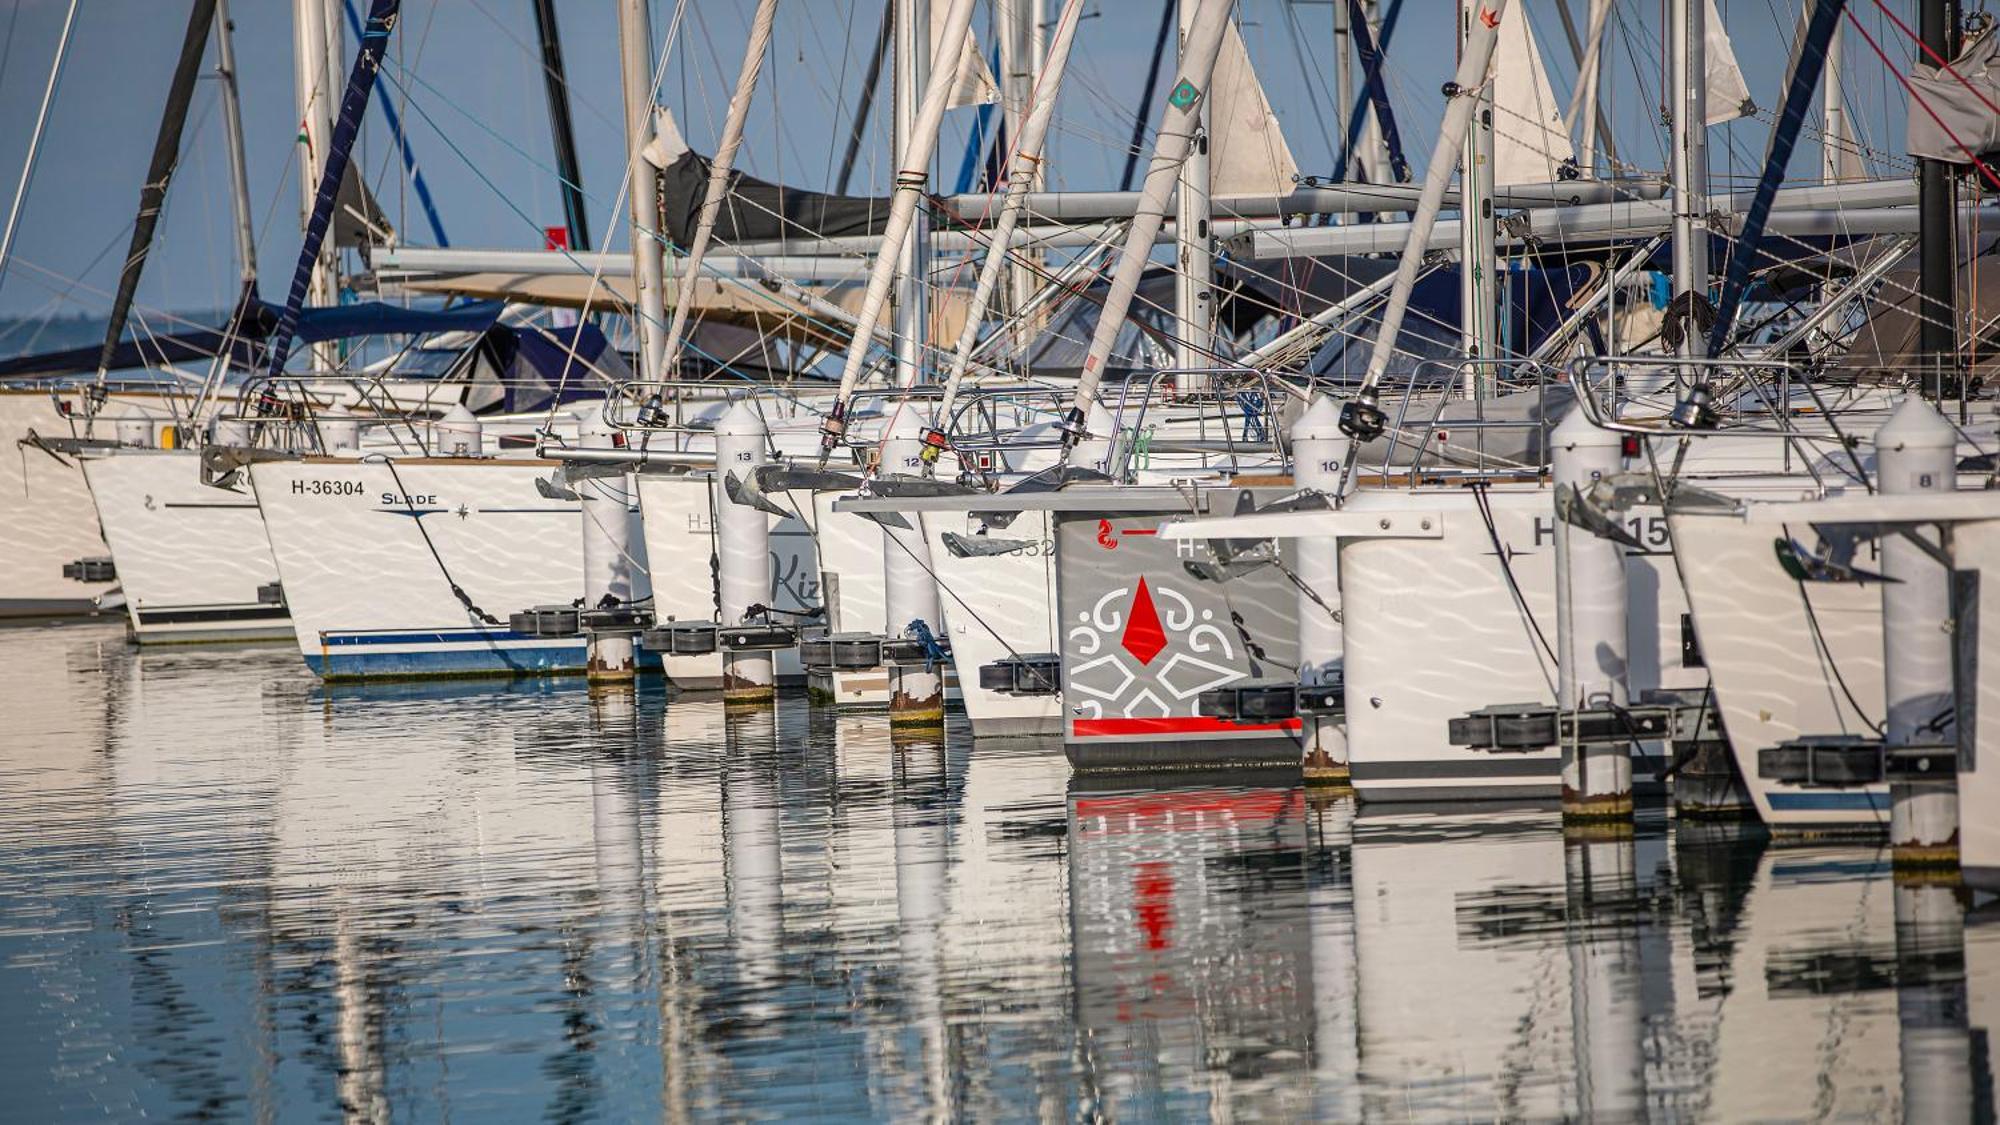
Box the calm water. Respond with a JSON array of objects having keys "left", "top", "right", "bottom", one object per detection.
[{"left": 2, "top": 621, "right": 1996, "bottom": 1122}]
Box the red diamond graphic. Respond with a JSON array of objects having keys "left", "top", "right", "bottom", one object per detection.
[{"left": 1120, "top": 578, "right": 1169, "bottom": 666}]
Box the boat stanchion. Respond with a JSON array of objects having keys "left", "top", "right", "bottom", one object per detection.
[
  {"left": 716, "top": 401, "right": 777, "bottom": 707},
  {"left": 1553, "top": 411, "right": 1633, "bottom": 823},
  {"left": 882, "top": 413, "right": 945, "bottom": 733},
  {"left": 1292, "top": 395, "right": 1352, "bottom": 782},
  {"left": 579, "top": 410, "right": 638, "bottom": 683},
  {"left": 1878, "top": 398, "right": 1961, "bottom": 870}
]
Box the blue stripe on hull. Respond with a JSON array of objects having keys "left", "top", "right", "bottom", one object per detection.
[
  {"left": 1767, "top": 789, "right": 1891, "bottom": 813},
  {"left": 309, "top": 631, "right": 662, "bottom": 680}
]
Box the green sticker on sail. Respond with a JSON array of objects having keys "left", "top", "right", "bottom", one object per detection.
[{"left": 1168, "top": 79, "right": 1201, "bottom": 109}]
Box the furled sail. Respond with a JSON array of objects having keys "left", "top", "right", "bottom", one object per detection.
[
  {"left": 1208, "top": 20, "right": 1300, "bottom": 197},
  {"left": 647, "top": 108, "right": 889, "bottom": 246},
  {"left": 1491, "top": 6, "right": 1574, "bottom": 186},
  {"left": 1703, "top": 0, "right": 1754, "bottom": 125},
  {"left": 932, "top": 0, "right": 998, "bottom": 107}
]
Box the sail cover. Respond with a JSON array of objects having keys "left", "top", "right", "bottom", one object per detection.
[
  {"left": 648, "top": 108, "right": 889, "bottom": 246},
  {"left": 1491, "top": 7, "right": 1575, "bottom": 186},
  {"left": 1207, "top": 21, "right": 1300, "bottom": 197},
  {"left": 1908, "top": 23, "right": 2000, "bottom": 162}
]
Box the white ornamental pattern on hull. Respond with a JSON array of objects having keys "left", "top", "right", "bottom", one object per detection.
[{"left": 1066, "top": 576, "right": 1246, "bottom": 720}]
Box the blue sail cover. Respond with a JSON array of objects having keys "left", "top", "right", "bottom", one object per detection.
[
  {"left": 500, "top": 321, "right": 630, "bottom": 412},
  {"left": 0, "top": 300, "right": 502, "bottom": 381},
  {"left": 263, "top": 0, "right": 402, "bottom": 377}
]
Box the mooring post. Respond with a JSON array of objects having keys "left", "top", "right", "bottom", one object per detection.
[
  {"left": 1878, "top": 396, "right": 1959, "bottom": 868},
  {"left": 1552, "top": 410, "right": 1632, "bottom": 822},
  {"left": 1565, "top": 832, "right": 1646, "bottom": 1114},
  {"left": 883, "top": 411, "right": 945, "bottom": 731},
  {"left": 1293, "top": 395, "right": 1352, "bottom": 783},
  {"left": 580, "top": 408, "right": 636, "bottom": 683},
  {"left": 716, "top": 400, "right": 776, "bottom": 707}
]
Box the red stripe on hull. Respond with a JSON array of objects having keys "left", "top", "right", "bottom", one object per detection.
[{"left": 1070, "top": 716, "right": 1302, "bottom": 737}]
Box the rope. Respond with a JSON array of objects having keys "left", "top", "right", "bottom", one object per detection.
[
  {"left": 1470, "top": 481, "right": 1559, "bottom": 691},
  {"left": 376, "top": 456, "right": 500, "bottom": 625}
]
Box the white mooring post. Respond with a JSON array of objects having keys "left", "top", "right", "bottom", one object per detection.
[
  {"left": 1293, "top": 396, "right": 1351, "bottom": 782},
  {"left": 715, "top": 400, "right": 776, "bottom": 707},
  {"left": 1895, "top": 879, "right": 1975, "bottom": 1116},
  {"left": 1877, "top": 396, "right": 1959, "bottom": 868},
  {"left": 883, "top": 411, "right": 945, "bottom": 732},
  {"left": 581, "top": 409, "right": 636, "bottom": 683},
  {"left": 1552, "top": 410, "right": 1632, "bottom": 822}
]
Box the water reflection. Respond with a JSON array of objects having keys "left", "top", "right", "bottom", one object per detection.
[{"left": 0, "top": 622, "right": 1996, "bottom": 1120}]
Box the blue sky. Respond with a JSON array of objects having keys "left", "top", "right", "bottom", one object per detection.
[{"left": 0, "top": 1, "right": 1915, "bottom": 324}]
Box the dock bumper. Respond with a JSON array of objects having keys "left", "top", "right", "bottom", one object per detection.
[
  {"left": 1196, "top": 678, "right": 1344, "bottom": 724},
  {"left": 1449, "top": 689, "right": 1720, "bottom": 753},
  {"left": 1758, "top": 736, "right": 1957, "bottom": 786},
  {"left": 978, "top": 652, "right": 1061, "bottom": 696},
  {"left": 63, "top": 557, "right": 116, "bottom": 583}
]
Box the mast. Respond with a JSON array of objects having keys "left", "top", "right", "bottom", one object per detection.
[
  {"left": 836, "top": 2, "right": 894, "bottom": 198},
  {"left": 293, "top": 0, "right": 342, "bottom": 371},
  {"left": 1557, "top": 0, "right": 1619, "bottom": 175},
  {"left": 1359, "top": 0, "right": 1512, "bottom": 388},
  {"left": 1335, "top": 0, "right": 1355, "bottom": 172},
  {"left": 1919, "top": 0, "right": 1959, "bottom": 398},
  {"left": 1000, "top": 0, "right": 1042, "bottom": 330},
  {"left": 1669, "top": 0, "right": 1709, "bottom": 364},
  {"left": 928, "top": 0, "right": 1088, "bottom": 449},
  {"left": 1820, "top": 15, "right": 1854, "bottom": 182},
  {"left": 618, "top": 0, "right": 668, "bottom": 384},
  {"left": 531, "top": 0, "right": 591, "bottom": 250},
  {"left": 892, "top": 0, "right": 934, "bottom": 392},
  {"left": 818, "top": 0, "right": 980, "bottom": 460},
  {"left": 1458, "top": 0, "right": 1499, "bottom": 396},
  {"left": 93, "top": 0, "right": 223, "bottom": 383},
  {"left": 1355, "top": 0, "right": 1395, "bottom": 185},
  {"left": 1056, "top": 0, "right": 1236, "bottom": 455},
  {"left": 1175, "top": 0, "right": 1216, "bottom": 387},
  {"left": 214, "top": 0, "right": 258, "bottom": 292},
  {"left": 262, "top": 0, "right": 402, "bottom": 381},
  {"left": 0, "top": 0, "right": 80, "bottom": 300},
  {"left": 1569, "top": 0, "right": 1613, "bottom": 176},
  {"left": 659, "top": 0, "right": 780, "bottom": 378},
  {"left": 1124, "top": 4, "right": 1179, "bottom": 192}
]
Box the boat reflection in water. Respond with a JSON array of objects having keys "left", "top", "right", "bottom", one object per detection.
[{"left": 3, "top": 621, "right": 1998, "bottom": 1119}]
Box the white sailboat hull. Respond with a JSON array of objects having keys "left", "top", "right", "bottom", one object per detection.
[
  {"left": 0, "top": 391, "right": 138, "bottom": 615},
  {"left": 919, "top": 509, "right": 1061, "bottom": 735},
  {"left": 81, "top": 450, "right": 290, "bottom": 643},
  {"left": 1339, "top": 486, "right": 1694, "bottom": 801},
  {"left": 252, "top": 457, "right": 650, "bottom": 679},
  {"left": 1669, "top": 505, "right": 1890, "bottom": 830},
  {"left": 633, "top": 473, "right": 818, "bottom": 690}
]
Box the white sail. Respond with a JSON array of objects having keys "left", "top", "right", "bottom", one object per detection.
[
  {"left": 933, "top": 0, "right": 999, "bottom": 108},
  {"left": 1703, "top": 0, "right": 1753, "bottom": 125},
  {"left": 1491, "top": 5, "right": 1574, "bottom": 187},
  {"left": 1208, "top": 20, "right": 1300, "bottom": 197}
]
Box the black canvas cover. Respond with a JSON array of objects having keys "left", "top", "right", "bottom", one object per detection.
[{"left": 657, "top": 151, "right": 889, "bottom": 246}]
